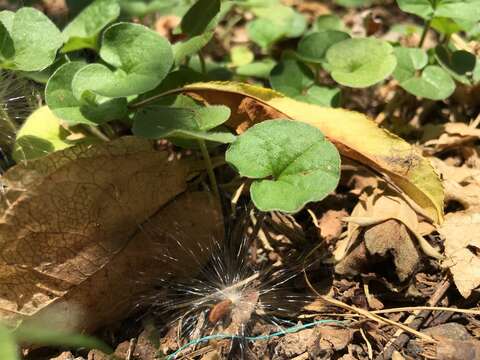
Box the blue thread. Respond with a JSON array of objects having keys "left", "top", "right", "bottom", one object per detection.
[{"left": 166, "top": 319, "right": 345, "bottom": 359}]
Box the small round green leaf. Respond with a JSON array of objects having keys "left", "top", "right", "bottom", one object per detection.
[
  {"left": 0, "top": 8, "right": 62, "bottom": 71},
  {"left": 0, "top": 22, "right": 14, "bottom": 62},
  {"left": 400, "top": 65, "right": 455, "bottom": 100},
  {"left": 335, "top": 0, "right": 372, "bottom": 7},
  {"left": 431, "top": 17, "right": 463, "bottom": 35},
  {"left": 396, "top": 0, "right": 434, "bottom": 20},
  {"left": 270, "top": 59, "right": 314, "bottom": 97},
  {"left": 46, "top": 62, "right": 127, "bottom": 125},
  {"left": 393, "top": 46, "right": 428, "bottom": 83},
  {"left": 231, "top": 45, "right": 254, "bottom": 67},
  {"left": 314, "top": 14, "right": 346, "bottom": 32},
  {"left": 297, "top": 31, "right": 350, "bottom": 64},
  {"left": 226, "top": 120, "right": 341, "bottom": 213},
  {"left": 62, "top": 0, "right": 120, "bottom": 52},
  {"left": 325, "top": 38, "right": 397, "bottom": 88},
  {"left": 73, "top": 23, "right": 173, "bottom": 98},
  {"left": 247, "top": 6, "right": 307, "bottom": 49},
  {"left": 132, "top": 105, "right": 235, "bottom": 143},
  {"left": 118, "top": 0, "right": 178, "bottom": 17},
  {"left": 435, "top": 45, "right": 477, "bottom": 84},
  {"left": 270, "top": 59, "right": 341, "bottom": 107},
  {"left": 397, "top": 0, "right": 480, "bottom": 22},
  {"left": 236, "top": 59, "right": 276, "bottom": 79},
  {"left": 300, "top": 86, "right": 342, "bottom": 107},
  {"left": 247, "top": 18, "right": 285, "bottom": 50}
]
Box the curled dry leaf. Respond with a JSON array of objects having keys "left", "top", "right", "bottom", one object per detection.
[
  {"left": 423, "top": 122, "right": 480, "bottom": 154},
  {"left": 175, "top": 81, "right": 444, "bottom": 224},
  {"left": 431, "top": 157, "right": 480, "bottom": 210},
  {"left": 335, "top": 219, "right": 421, "bottom": 282},
  {"left": 439, "top": 210, "right": 480, "bottom": 298},
  {"left": 317, "top": 209, "right": 348, "bottom": 243},
  {"left": 0, "top": 136, "right": 222, "bottom": 331},
  {"left": 340, "top": 188, "right": 440, "bottom": 260}
]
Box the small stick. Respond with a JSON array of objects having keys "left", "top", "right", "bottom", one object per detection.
[
  {"left": 360, "top": 328, "right": 374, "bottom": 360},
  {"left": 125, "top": 338, "right": 137, "bottom": 360},
  {"left": 304, "top": 273, "right": 437, "bottom": 343},
  {"left": 374, "top": 277, "right": 451, "bottom": 360}
]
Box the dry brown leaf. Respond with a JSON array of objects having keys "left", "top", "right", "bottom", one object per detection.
[
  {"left": 430, "top": 157, "right": 480, "bottom": 185},
  {"left": 423, "top": 123, "right": 480, "bottom": 154},
  {"left": 433, "top": 339, "right": 480, "bottom": 360},
  {"left": 317, "top": 209, "right": 348, "bottom": 243},
  {"left": 431, "top": 157, "right": 480, "bottom": 210},
  {"left": 340, "top": 188, "right": 439, "bottom": 260},
  {"left": 317, "top": 326, "right": 353, "bottom": 352},
  {"left": 335, "top": 219, "right": 421, "bottom": 282},
  {"left": 439, "top": 210, "right": 480, "bottom": 298},
  {"left": 0, "top": 137, "right": 222, "bottom": 331},
  {"left": 364, "top": 219, "right": 420, "bottom": 281}
]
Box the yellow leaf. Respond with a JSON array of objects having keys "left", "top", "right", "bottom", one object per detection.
[{"left": 177, "top": 81, "right": 444, "bottom": 224}]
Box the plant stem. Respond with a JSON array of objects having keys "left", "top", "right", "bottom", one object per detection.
[
  {"left": 84, "top": 125, "right": 110, "bottom": 142},
  {"left": 418, "top": 19, "right": 432, "bottom": 48},
  {"left": 197, "top": 139, "right": 220, "bottom": 199},
  {"left": 314, "top": 66, "right": 321, "bottom": 86},
  {"left": 128, "top": 87, "right": 183, "bottom": 110},
  {"left": 198, "top": 51, "right": 207, "bottom": 75}
]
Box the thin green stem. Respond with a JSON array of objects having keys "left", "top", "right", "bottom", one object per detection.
[
  {"left": 128, "top": 87, "right": 182, "bottom": 110},
  {"left": 83, "top": 125, "right": 110, "bottom": 142},
  {"left": 418, "top": 19, "right": 432, "bottom": 48},
  {"left": 197, "top": 139, "right": 220, "bottom": 199},
  {"left": 314, "top": 66, "right": 321, "bottom": 86},
  {"left": 198, "top": 51, "right": 207, "bottom": 75}
]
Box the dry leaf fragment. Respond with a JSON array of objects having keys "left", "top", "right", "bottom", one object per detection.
[
  {"left": 433, "top": 339, "right": 480, "bottom": 360},
  {"left": 335, "top": 219, "right": 421, "bottom": 282},
  {"left": 0, "top": 137, "right": 222, "bottom": 331},
  {"left": 439, "top": 210, "right": 480, "bottom": 298},
  {"left": 317, "top": 209, "right": 348, "bottom": 242},
  {"left": 340, "top": 189, "right": 440, "bottom": 259},
  {"left": 175, "top": 82, "right": 444, "bottom": 224},
  {"left": 364, "top": 219, "right": 421, "bottom": 281}
]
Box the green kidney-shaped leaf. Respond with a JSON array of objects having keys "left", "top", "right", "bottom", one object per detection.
[
  {"left": 62, "top": 0, "right": 120, "bottom": 52},
  {"left": 0, "top": 8, "right": 62, "bottom": 71},
  {"left": 297, "top": 31, "right": 350, "bottom": 64},
  {"left": 326, "top": 38, "right": 396, "bottom": 88},
  {"left": 397, "top": 0, "right": 480, "bottom": 22},
  {"left": 231, "top": 45, "right": 254, "bottom": 67},
  {"left": 226, "top": 119, "right": 341, "bottom": 213},
  {"left": 247, "top": 6, "right": 307, "bottom": 49},
  {"left": 313, "top": 14, "right": 346, "bottom": 32},
  {"left": 400, "top": 65, "right": 455, "bottom": 100},
  {"left": 118, "top": 0, "right": 179, "bottom": 17},
  {"left": 181, "top": 0, "right": 220, "bottom": 37},
  {"left": 132, "top": 105, "right": 235, "bottom": 143},
  {"left": 269, "top": 59, "right": 341, "bottom": 107},
  {"left": 396, "top": 0, "right": 434, "bottom": 19},
  {"left": 393, "top": 46, "right": 428, "bottom": 83},
  {"left": 236, "top": 59, "right": 276, "bottom": 79},
  {"left": 434, "top": 45, "right": 477, "bottom": 85},
  {"left": 270, "top": 59, "right": 315, "bottom": 96},
  {"left": 73, "top": 22, "right": 173, "bottom": 98},
  {"left": 46, "top": 62, "right": 127, "bottom": 125}
]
